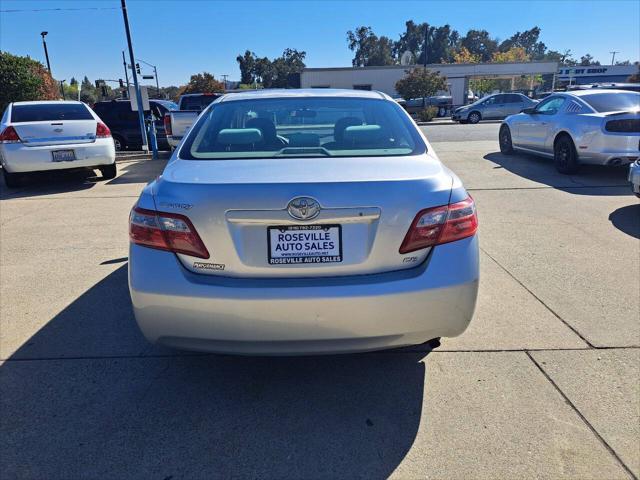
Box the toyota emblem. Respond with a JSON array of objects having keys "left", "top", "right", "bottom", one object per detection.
[{"left": 287, "top": 197, "right": 321, "bottom": 220}]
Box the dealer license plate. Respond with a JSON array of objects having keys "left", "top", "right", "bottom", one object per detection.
[
  {"left": 52, "top": 150, "right": 76, "bottom": 162},
  {"left": 268, "top": 224, "right": 342, "bottom": 265}
]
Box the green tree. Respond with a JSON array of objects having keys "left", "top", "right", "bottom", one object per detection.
[
  {"left": 79, "top": 76, "right": 97, "bottom": 104},
  {"left": 542, "top": 49, "right": 576, "bottom": 66},
  {"left": 395, "top": 68, "right": 447, "bottom": 101},
  {"left": 498, "top": 27, "right": 547, "bottom": 59},
  {"left": 393, "top": 21, "right": 459, "bottom": 64},
  {"left": 393, "top": 20, "right": 427, "bottom": 63},
  {"left": 346, "top": 26, "right": 395, "bottom": 66},
  {"left": 268, "top": 48, "right": 306, "bottom": 88},
  {"left": 460, "top": 29, "right": 498, "bottom": 62},
  {"left": 157, "top": 86, "right": 181, "bottom": 101},
  {"left": 0, "top": 51, "right": 59, "bottom": 112},
  {"left": 236, "top": 50, "right": 256, "bottom": 84},
  {"left": 179, "top": 72, "right": 225, "bottom": 95},
  {"left": 579, "top": 54, "right": 600, "bottom": 66}
]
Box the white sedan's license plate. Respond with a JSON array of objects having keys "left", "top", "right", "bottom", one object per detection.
[
  {"left": 268, "top": 225, "right": 342, "bottom": 265},
  {"left": 52, "top": 150, "right": 76, "bottom": 162}
]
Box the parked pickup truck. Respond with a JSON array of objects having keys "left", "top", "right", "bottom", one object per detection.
[{"left": 164, "top": 93, "right": 223, "bottom": 149}]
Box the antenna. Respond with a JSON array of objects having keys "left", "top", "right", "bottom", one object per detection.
[{"left": 400, "top": 51, "right": 415, "bottom": 66}]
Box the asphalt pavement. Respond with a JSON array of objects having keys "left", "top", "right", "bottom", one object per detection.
[{"left": 1, "top": 126, "right": 638, "bottom": 479}]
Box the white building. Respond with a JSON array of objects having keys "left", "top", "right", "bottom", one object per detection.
[{"left": 301, "top": 61, "right": 559, "bottom": 105}]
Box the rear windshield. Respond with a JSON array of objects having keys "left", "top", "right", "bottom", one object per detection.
[
  {"left": 582, "top": 92, "right": 640, "bottom": 113},
  {"left": 11, "top": 103, "right": 93, "bottom": 122},
  {"left": 179, "top": 95, "right": 220, "bottom": 111},
  {"left": 180, "top": 97, "right": 425, "bottom": 160},
  {"left": 154, "top": 100, "right": 178, "bottom": 111}
]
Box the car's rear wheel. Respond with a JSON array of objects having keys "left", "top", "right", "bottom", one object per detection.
[
  {"left": 468, "top": 111, "right": 481, "bottom": 124},
  {"left": 100, "top": 163, "right": 117, "bottom": 180},
  {"left": 112, "top": 135, "right": 125, "bottom": 151},
  {"left": 2, "top": 169, "right": 23, "bottom": 188},
  {"left": 554, "top": 135, "right": 579, "bottom": 174},
  {"left": 499, "top": 125, "right": 514, "bottom": 155}
]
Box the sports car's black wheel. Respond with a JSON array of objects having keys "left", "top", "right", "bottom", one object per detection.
[
  {"left": 554, "top": 135, "right": 579, "bottom": 174},
  {"left": 499, "top": 125, "right": 514, "bottom": 155}
]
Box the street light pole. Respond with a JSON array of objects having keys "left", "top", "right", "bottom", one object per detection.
[
  {"left": 40, "top": 31, "right": 51, "bottom": 74},
  {"left": 137, "top": 58, "right": 160, "bottom": 97},
  {"left": 120, "top": 0, "right": 148, "bottom": 152}
]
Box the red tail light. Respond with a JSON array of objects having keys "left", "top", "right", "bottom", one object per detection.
[
  {"left": 96, "top": 122, "right": 111, "bottom": 138},
  {"left": 129, "top": 207, "right": 210, "bottom": 259},
  {"left": 0, "top": 126, "right": 21, "bottom": 143},
  {"left": 163, "top": 113, "right": 172, "bottom": 136},
  {"left": 399, "top": 197, "right": 478, "bottom": 254}
]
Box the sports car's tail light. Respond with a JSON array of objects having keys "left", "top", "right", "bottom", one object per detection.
[
  {"left": 96, "top": 122, "right": 111, "bottom": 138},
  {"left": 129, "top": 207, "right": 210, "bottom": 259},
  {"left": 399, "top": 197, "right": 478, "bottom": 254},
  {"left": 605, "top": 119, "right": 640, "bottom": 133},
  {"left": 0, "top": 126, "right": 21, "bottom": 143}
]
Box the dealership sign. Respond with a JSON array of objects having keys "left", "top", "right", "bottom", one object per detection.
[{"left": 557, "top": 65, "right": 637, "bottom": 79}]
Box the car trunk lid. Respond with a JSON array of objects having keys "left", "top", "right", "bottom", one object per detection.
[
  {"left": 152, "top": 155, "right": 453, "bottom": 278},
  {"left": 13, "top": 120, "right": 97, "bottom": 146}
]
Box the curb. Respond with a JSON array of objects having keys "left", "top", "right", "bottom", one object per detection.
[{"left": 416, "top": 120, "right": 503, "bottom": 126}]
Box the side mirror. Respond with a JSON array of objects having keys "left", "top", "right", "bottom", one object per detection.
[{"left": 521, "top": 107, "right": 537, "bottom": 114}]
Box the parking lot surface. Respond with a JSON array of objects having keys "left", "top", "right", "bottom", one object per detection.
[{"left": 1, "top": 124, "right": 638, "bottom": 479}]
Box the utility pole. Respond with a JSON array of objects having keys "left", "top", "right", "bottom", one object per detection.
[
  {"left": 222, "top": 74, "right": 229, "bottom": 91},
  {"left": 609, "top": 51, "right": 619, "bottom": 65},
  {"left": 122, "top": 50, "right": 130, "bottom": 90},
  {"left": 40, "top": 31, "right": 51, "bottom": 74},
  {"left": 120, "top": 0, "right": 148, "bottom": 152}
]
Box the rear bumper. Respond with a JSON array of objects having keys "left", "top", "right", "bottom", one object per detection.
[
  {"left": 129, "top": 235, "right": 480, "bottom": 355},
  {"left": 578, "top": 134, "right": 640, "bottom": 166},
  {"left": 0, "top": 140, "right": 115, "bottom": 173}
]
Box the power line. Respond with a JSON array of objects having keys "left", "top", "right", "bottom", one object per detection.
[{"left": 0, "top": 7, "right": 119, "bottom": 13}]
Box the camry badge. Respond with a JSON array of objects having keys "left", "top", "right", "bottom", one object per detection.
[{"left": 287, "top": 197, "right": 321, "bottom": 220}]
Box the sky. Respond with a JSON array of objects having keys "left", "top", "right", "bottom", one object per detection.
[{"left": 1, "top": 0, "right": 638, "bottom": 88}]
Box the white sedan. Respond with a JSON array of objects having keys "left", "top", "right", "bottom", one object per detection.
[
  {"left": 129, "top": 89, "right": 479, "bottom": 355},
  {"left": 0, "top": 101, "right": 116, "bottom": 187}
]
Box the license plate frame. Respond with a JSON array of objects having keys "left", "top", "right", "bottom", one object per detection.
[
  {"left": 51, "top": 150, "right": 76, "bottom": 162},
  {"left": 267, "top": 224, "right": 342, "bottom": 265}
]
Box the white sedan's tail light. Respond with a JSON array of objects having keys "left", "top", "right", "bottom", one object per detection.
[
  {"left": 129, "top": 207, "right": 210, "bottom": 259},
  {"left": 0, "top": 126, "right": 21, "bottom": 143},
  {"left": 96, "top": 122, "right": 111, "bottom": 138},
  {"left": 399, "top": 197, "right": 478, "bottom": 253}
]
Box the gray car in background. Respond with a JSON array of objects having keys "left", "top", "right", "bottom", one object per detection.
[
  {"left": 499, "top": 89, "right": 640, "bottom": 173},
  {"left": 452, "top": 93, "right": 538, "bottom": 124}
]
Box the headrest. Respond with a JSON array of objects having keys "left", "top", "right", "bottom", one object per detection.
[
  {"left": 342, "top": 125, "right": 383, "bottom": 143},
  {"left": 216, "top": 128, "right": 262, "bottom": 145}
]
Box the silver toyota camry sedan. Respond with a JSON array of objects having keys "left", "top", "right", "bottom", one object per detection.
[
  {"left": 129, "top": 89, "right": 479, "bottom": 355},
  {"left": 499, "top": 89, "right": 640, "bottom": 173}
]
